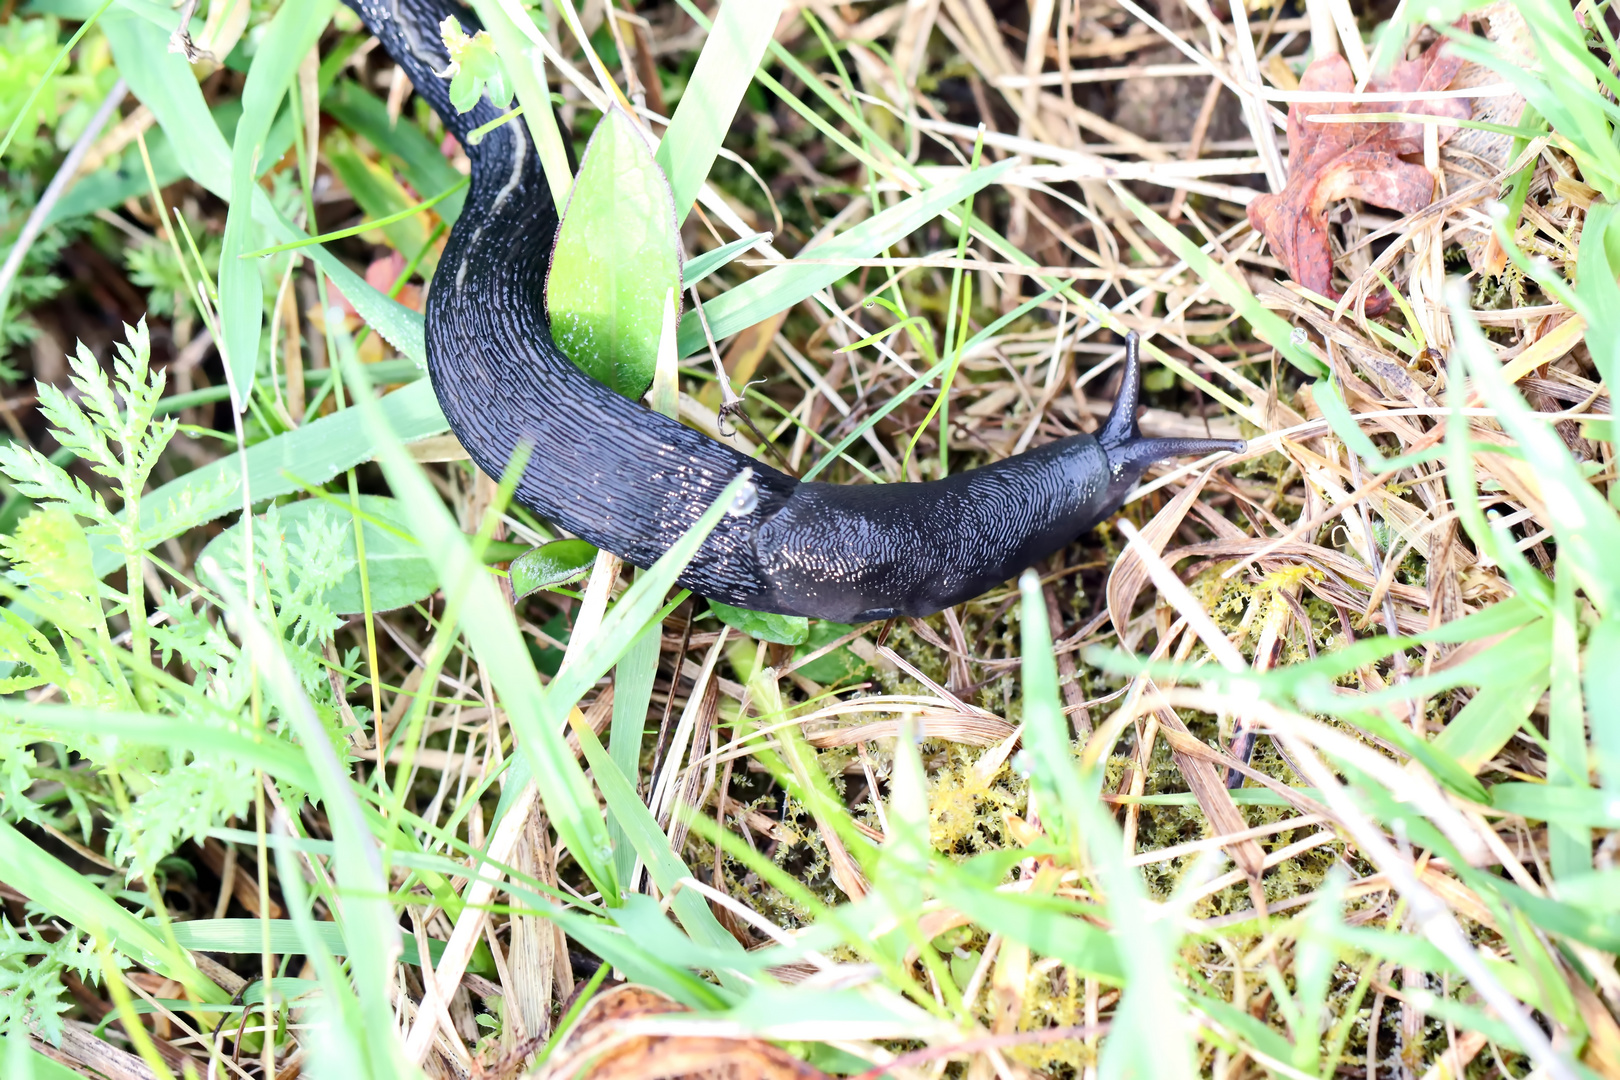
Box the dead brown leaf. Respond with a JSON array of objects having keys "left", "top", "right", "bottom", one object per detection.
[
  {"left": 1247, "top": 39, "right": 1472, "bottom": 313},
  {"left": 533, "top": 984, "right": 832, "bottom": 1080}
]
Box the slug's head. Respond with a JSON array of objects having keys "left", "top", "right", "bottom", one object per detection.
[{"left": 1096, "top": 332, "right": 1246, "bottom": 502}]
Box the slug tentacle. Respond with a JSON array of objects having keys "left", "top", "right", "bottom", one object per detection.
[
  {"left": 1097, "top": 333, "right": 1247, "bottom": 503},
  {"left": 339, "top": 0, "right": 1247, "bottom": 623}
]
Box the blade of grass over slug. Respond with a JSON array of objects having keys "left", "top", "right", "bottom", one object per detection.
[
  {"left": 217, "top": 0, "right": 335, "bottom": 402},
  {"left": 341, "top": 359, "right": 618, "bottom": 900},
  {"left": 654, "top": 0, "right": 786, "bottom": 217},
  {"left": 0, "top": 819, "right": 226, "bottom": 1003},
  {"left": 675, "top": 157, "right": 1017, "bottom": 358},
  {"left": 1112, "top": 184, "right": 1326, "bottom": 378}
]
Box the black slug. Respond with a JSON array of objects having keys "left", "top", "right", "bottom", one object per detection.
[{"left": 342, "top": 0, "right": 1245, "bottom": 624}]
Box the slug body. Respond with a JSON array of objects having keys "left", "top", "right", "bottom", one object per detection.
[{"left": 343, "top": 0, "right": 1245, "bottom": 623}]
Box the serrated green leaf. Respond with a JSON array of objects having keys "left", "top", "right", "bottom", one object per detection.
[
  {"left": 200, "top": 496, "right": 439, "bottom": 615},
  {"left": 707, "top": 600, "right": 808, "bottom": 646},
  {"left": 548, "top": 105, "right": 681, "bottom": 400},
  {"left": 509, "top": 538, "right": 598, "bottom": 598}
]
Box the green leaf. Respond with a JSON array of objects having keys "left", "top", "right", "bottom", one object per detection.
[
  {"left": 439, "top": 15, "right": 512, "bottom": 113},
  {"left": 103, "top": 10, "right": 427, "bottom": 365},
  {"left": 88, "top": 379, "right": 447, "bottom": 579},
  {"left": 0, "top": 819, "right": 226, "bottom": 1003},
  {"left": 1432, "top": 672, "right": 1549, "bottom": 775},
  {"left": 654, "top": 0, "right": 786, "bottom": 217},
  {"left": 707, "top": 600, "right": 808, "bottom": 645},
  {"left": 684, "top": 232, "right": 769, "bottom": 286},
  {"left": 200, "top": 495, "right": 439, "bottom": 615},
  {"left": 548, "top": 105, "right": 682, "bottom": 400},
  {"left": 168, "top": 920, "right": 492, "bottom": 974},
  {"left": 1491, "top": 784, "right": 1620, "bottom": 828},
  {"left": 792, "top": 621, "right": 867, "bottom": 684},
  {"left": 509, "top": 538, "right": 599, "bottom": 598},
  {"left": 0, "top": 1035, "right": 92, "bottom": 1080}
]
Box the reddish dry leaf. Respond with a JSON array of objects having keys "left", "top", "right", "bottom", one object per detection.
[
  {"left": 1247, "top": 38, "right": 1472, "bottom": 313},
  {"left": 534, "top": 984, "right": 834, "bottom": 1080}
]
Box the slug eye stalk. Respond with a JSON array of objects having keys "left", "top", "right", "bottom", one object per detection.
[{"left": 1098, "top": 332, "right": 1247, "bottom": 483}]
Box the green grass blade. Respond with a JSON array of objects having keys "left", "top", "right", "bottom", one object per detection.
[
  {"left": 345, "top": 366, "right": 620, "bottom": 900},
  {"left": 104, "top": 11, "right": 426, "bottom": 363},
  {"left": 469, "top": 0, "right": 573, "bottom": 209},
  {"left": 240, "top": 176, "right": 466, "bottom": 259},
  {"left": 89, "top": 379, "right": 447, "bottom": 578},
  {"left": 675, "top": 158, "right": 1017, "bottom": 358},
  {"left": 324, "top": 81, "right": 469, "bottom": 224},
  {"left": 1449, "top": 282, "right": 1620, "bottom": 615},
  {"left": 217, "top": 0, "right": 334, "bottom": 400},
  {"left": 655, "top": 0, "right": 786, "bottom": 217}
]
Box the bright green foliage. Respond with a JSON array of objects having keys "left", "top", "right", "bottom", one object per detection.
[
  {"left": 0, "top": 18, "right": 94, "bottom": 167},
  {"left": 124, "top": 212, "right": 222, "bottom": 319},
  {"left": 707, "top": 600, "right": 808, "bottom": 645},
  {"left": 439, "top": 15, "right": 513, "bottom": 113},
  {"left": 509, "top": 537, "right": 597, "bottom": 597},
  {"left": 199, "top": 502, "right": 354, "bottom": 692},
  {"left": 0, "top": 919, "right": 100, "bottom": 1045},
  {"left": 548, "top": 106, "right": 682, "bottom": 399},
  {"left": 202, "top": 496, "right": 426, "bottom": 615}
]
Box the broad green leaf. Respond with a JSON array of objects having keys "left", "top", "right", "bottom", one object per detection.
[
  {"left": 217, "top": 0, "right": 335, "bottom": 402},
  {"left": 509, "top": 538, "right": 598, "bottom": 598},
  {"left": 792, "top": 621, "right": 867, "bottom": 685},
  {"left": 548, "top": 105, "right": 682, "bottom": 400},
  {"left": 654, "top": 0, "right": 786, "bottom": 217},
  {"left": 439, "top": 15, "right": 512, "bottom": 112},
  {"left": 708, "top": 600, "right": 808, "bottom": 646},
  {"left": 199, "top": 495, "right": 440, "bottom": 615}
]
